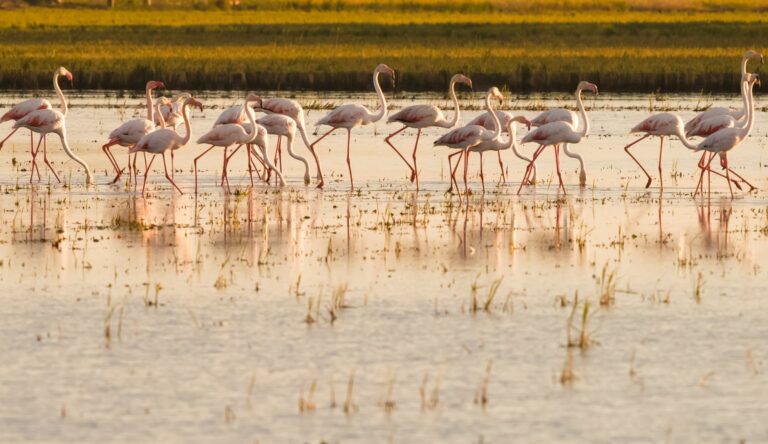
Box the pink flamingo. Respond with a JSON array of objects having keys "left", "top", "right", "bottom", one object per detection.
[
  {"left": 686, "top": 73, "right": 757, "bottom": 140},
  {"left": 692, "top": 74, "right": 760, "bottom": 198},
  {"left": 310, "top": 63, "right": 395, "bottom": 190},
  {"left": 455, "top": 115, "right": 531, "bottom": 193},
  {"left": 0, "top": 67, "right": 72, "bottom": 179},
  {"left": 131, "top": 97, "right": 203, "bottom": 195},
  {"left": 12, "top": 69, "right": 93, "bottom": 185},
  {"left": 155, "top": 93, "right": 191, "bottom": 131},
  {"left": 253, "top": 98, "right": 319, "bottom": 182},
  {"left": 385, "top": 73, "right": 472, "bottom": 188},
  {"left": 466, "top": 110, "right": 536, "bottom": 184},
  {"left": 255, "top": 114, "right": 311, "bottom": 185},
  {"left": 102, "top": 80, "right": 165, "bottom": 184},
  {"left": 517, "top": 82, "right": 598, "bottom": 195},
  {"left": 434, "top": 87, "right": 504, "bottom": 195},
  {"left": 195, "top": 93, "right": 282, "bottom": 193},
  {"left": 684, "top": 49, "right": 763, "bottom": 134}
]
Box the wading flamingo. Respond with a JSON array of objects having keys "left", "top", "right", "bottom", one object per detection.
[
  {"left": 1, "top": 67, "right": 72, "bottom": 178},
  {"left": 692, "top": 74, "right": 760, "bottom": 198},
  {"left": 517, "top": 82, "right": 598, "bottom": 194},
  {"left": 131, "top": 97, "right": 203, "bottom": 195},
  {"left": 102, "top": 80, "right": 165, "bottom": 184},
  {"left": 255, "top": 113, "right": 311, "bottom": 185},
  {"left": 686, "top": 73, "right": 756, "bottom": 139},
  {"left": 385, "top": 73, "right": 472, "bottom": 188},
  {"left": 253, "top": 98, "right": 319, "bottom": 182},
  {"left": 12, "top": 69, "right": 93, "bottom": 185},
  {"left": 434, "top": 87, "right": 504, "bottom": 195},
  {"left": 310, "top": 63, "right": 395, "bottom": 190},
  {"left": 466, "top": 110, "right": 536, "bottom": 184},
  {"left": 528, "top": 81, "right": 596, "bottom": 186},
  {"left": 454, "top": 115, "right": 531, "bottom": 193},
  {"left": 684, "top": 49, "right": 763, "bottom": 134},
  {"left": 195, "top": 93, "right": 283, "bottom": 193}
]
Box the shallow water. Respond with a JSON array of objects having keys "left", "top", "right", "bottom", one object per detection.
[{"left": 0, "top": 92, "right": 767, "bottom": 443}]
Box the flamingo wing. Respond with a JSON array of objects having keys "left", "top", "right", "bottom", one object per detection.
[
  {"left": 387, "top": 105, "right": 440, "bottom": 125},
  {"left": 1, "top": 98, "right": 51, "bottom": 123},
  {"left": 434, "top": 125, "right": 482, "bottom": 148}
]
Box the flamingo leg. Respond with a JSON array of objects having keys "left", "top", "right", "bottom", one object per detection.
[
  {"left": 220, "top": 146, "right": 228, "bottom": 188},
  {"left": 0, "top": 127, "right": 19, "bottom": 150},
  {"left": 623, "top": 134, "right": 652, "bottom": 188},
  {"left": 224, "top": 145, "right": 245, "bottom": 191},
  {"left": 193, "top": 145, "right": 216, "bottom": 194},
  {"left": 162, "top": 152, "right": 183, "bottom": 195},
  {"left": 141, "top": 154, "right": 157, "bottom": 195},
  {"left": 310, "top": 127, "right": 336, "bottom": 189},
  {"left": 412, "top": 129, "right": 421, "bottom": 189},
  {"left": 463, "top": 149, "right": 470, "bottom": 195},
  {"left": 383, "top": 125, "right": 415, "bottom": 181},
  {"left": 171, "top": 149, "right": 175, "bottom": 179},
  {"left": 479, "top": 151, "right": 485, "bottom": 194},
  {"left": 725, "top": 168, "right": 755, "bottom": 191},
  {"left": 693, "top": 153, "right": 715, "bottom": 198},
  {"left": 30, "top": 134, "right": 44, "bottom": 183},
  {"left": 721, "top": 153, "right": 734, "bottom": 199},
  {"left": 695, "top": 151, "right": 741, "bottom": 194},
  {"left": 102, "top": 141, "right": 122, "bottom": 184},
  {"left": 657, "top": 137, "right": 664, "bottom": 190},
  {"left": 249, "top": 144, "right": 268, "bottom": 182},
  {"left": 497, "top": 150, "right": 506, "bottom": 184},
  {"left": 447, "top": 151, "right": 462, "bottom": 193},
  {"left": 346, "top": 129, "right": 354, "bottom": 191},
  {"left": 517, "top": 145, "right": 546, "bottom": 195},
  {"left": 274, "top": 136, "right": 283, "bottom": 173},
  {"left": 40, "top": 136, "right": 60, "bottom": 183},
  {"left": 554, "top": 144, "right": 566, "bottom": 194}
]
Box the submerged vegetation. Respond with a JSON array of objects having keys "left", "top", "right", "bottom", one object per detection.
[{"left": 1, "top": 1, "right": 766, "bottom": 91}]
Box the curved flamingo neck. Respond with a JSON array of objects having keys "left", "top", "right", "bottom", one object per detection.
[
  {"left": 179, "top": 102, "right": 193, "bottom": 146},
  {"left": 155, "top": 102, "right": 166, "bottom": 128},
  {"left": 575, "top": 87, "right": 589, "bottom": 137},
  {"left": 444, "top": 79, "right": 461, "bottom": 128},
  {"left": 243, "top": 98, "right": 257, "bottom": 141},
  {"left": 146, "top": 84, "right": 155, "bottom": 122},
  {"left": 369, "top": 70, "right": 388, "bottom": 122},
  {"left": 675, "top": 123, "right": 699, "bottom": 150},
  {"left": 57, "top": 128, "right": 93, "bottom": 184},
  {"left": 740, "top": 55, "right": 750, "bottom": 77},
  {"left": 562, "top": 143, "right": 586, "bottom": 171},
  {"left": 484, "top": 94, "right": 502, "bottom": 141},
  {"left": 53, "top": 72, "right": 67, "bottom": 116},
  {"left": 743, "top": 80, "right": 756, "bottom": 137}
]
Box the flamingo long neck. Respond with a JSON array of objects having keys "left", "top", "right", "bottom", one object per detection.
[
  {"left": 499, "top": 121, "right": 516, "bottom": 149},
  {"left": 178, "top": 102, "right": 193, "bottom": 147},
  {"left": 737, "top": 77, "right": 749, "bottom": 123},
  {"left": 675, "top": 123, "right": 700, "bottom": 150},
  {"left": 369, "top": 70, "right": 388, "bottom": 122},
  {"left": 740, "top": 55, "right": 749, "bottom": 78},
  {"left": 145, "top": 84, "right": 155, "bottom": 122},
  {"left": 53, "top": 72, "right": 68, "bottom": 116},
  {"left": 484, "top": 94, "right": 502, "bottom": 141},
  {"left": 155, "top": 102, "right": 166, "bottom": 128},
  {"left": 443, "top": 79, "right": 461, "bottom": 128},
  {"left": 562, "top": 143, "right": 586, "bottom": 177},
  {"left": 57, "top": 128, "right": 93, "bottom": 184},
  {"left": 742, "top": 80, "right": 756, "bottom": 137},
  {"left": 243, "top": 100, "right": 257, "bottom": 141},
  {"left": 510, "top": 124, "right": 531, "bottom": 163},
  {"left": 575, "top": 87, "right": 589, "bottom": 137}
]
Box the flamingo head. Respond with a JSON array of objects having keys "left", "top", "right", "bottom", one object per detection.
[
  {"left": 488, "top": 87, "right": 504, "bottom": 106},
  {"left": 376, "top": 63, "right": 396, "bottom": 87},
  {"left": 451, "top": 74, "right": 473, "bottom": 89},
  {"left": 246, "top": 92, "right": 262, "bottom": 108},
  {"left": 147, "top": 80, "right": 165, "bottom": 90},
  {"left": 185, "top": 97, "right": 204, "bottom": 112},
  {"left": 513, "top": 115, "right": 532, "bottom": 130},
  {"left": 577, "top": 81, "right": 598, "bottom": 95},
  {"left": 749, "top": 73, "right": 761, "bottom": 87},
  {"left": 744, "top": 49, "right": 764, "bottom": 65},
  {"left": 57, "top": 67, "right": 73, "bottom": 85}
]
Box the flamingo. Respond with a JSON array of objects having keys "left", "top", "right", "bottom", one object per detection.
[
  {"left": 454, "top": 115, "right": 531, "bottom": 193},
  {"left": 692, "top": 74, "right": 760, "bottom": 199},
  {"left": 155, "top": 92, "right": 191, "bottom": 131},
  {"left": 196, "top": 93, "right": 283, "bottom": 193},
  {"left": 255, "top": 113, "right": 311, "bottom": 185},
  {"left": 433, "top": 87, "right": 504, "bottom": 195},
  {"left": 517, "top": 82, "right": 598, "bottom": 194},
  {"left": 102, "top": 80, "right": 165, "bottom": 184},
  {"left": 684, "top": 49, "right": 763, "bottom": 134},
  {"left": 310, "top": 63, "right": 395, "bottom": 190},
  {"left": 686, "top": 73, "right": 757, "bottom": 139},
  {"left": 131, "top": 97, "right": 203, "bottom": 195},
  {"left": 385, "top": 73, "right": 472, "bottom": 188},
  {"left": 253, "top": 98, "right": 319, "bottom": 183},
  {"left": 466, "top": 110, "right": 536, "bottom": 184},
  {"left": 12, "top": 69, "right": 93, "bottom": 185},
  {"left": 1, "top": 67, "right": 72, "bottom": 179}
]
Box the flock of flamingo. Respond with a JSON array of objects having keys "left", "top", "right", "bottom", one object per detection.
[{"left": 0, "top": 50, "right": 762, "bottom": 199}]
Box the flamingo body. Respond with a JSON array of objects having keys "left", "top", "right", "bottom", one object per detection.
[
  {"left": 2, "top": 99, "right": 52, "bottom": 123},
  {"left": 531, "top": 108, "right": 578, "bottom": 128}
]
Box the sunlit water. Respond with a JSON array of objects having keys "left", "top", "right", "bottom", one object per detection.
[{"left": 0, "top": 91, "right": 767, "bottom": 443}]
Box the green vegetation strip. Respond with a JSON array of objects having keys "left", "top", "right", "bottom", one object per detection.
[{"left": 0, "top": 7, "right": 765, "bottom": 92}]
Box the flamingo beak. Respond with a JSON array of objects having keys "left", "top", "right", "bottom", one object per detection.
[{"left": 157, "top": 81, "right": 166, "bottom": 89}]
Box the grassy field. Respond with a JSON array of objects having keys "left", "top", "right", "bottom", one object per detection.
[{"left": 0, "top": 2, "right": 766, "bottom": 92}]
